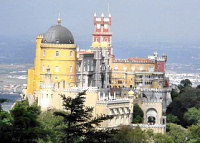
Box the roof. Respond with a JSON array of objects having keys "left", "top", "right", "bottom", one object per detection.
[{"left": 42, "top": 24, "right": 74, "bottom": 44}]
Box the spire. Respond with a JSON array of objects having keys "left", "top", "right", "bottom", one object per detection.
[
  {"left": 94, "top": 12, "right": 97, "bottom": 17},
  {"left": 108, "top": 3, "right": 111, "bottom": 17},
  {"left": 57, "top": 12, "right": 61, "bottom": 25},
  {"left": 101, "top": 12, "right": 104, "bottom": 17}
]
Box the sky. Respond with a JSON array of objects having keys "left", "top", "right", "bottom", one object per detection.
[{"left": 1, "top": 0, "right": 200, "bottom": 43}]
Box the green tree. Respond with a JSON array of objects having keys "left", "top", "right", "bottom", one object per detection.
[
  {"left": 37, "top": 110, "right": 65, "bottom": 143},
  {"left": 132, "top": 103, "right": 144, "bottom": 123},
  {"left": 166, "top": 88, "right": 200, "bottom": 127},
  {"left": 184, "top": 107, "right": 200, "bottom": 125},
  {"left": 112, "top": 126, "right": 148, "bottom": 143},
  {"left": 153, "top": 133, "right": 174, "bottom": 143},
  {"left": 196, "top": 85, "right": 200, "bottom": 89},
  {"left": 167, "top": 123, "right": 188, "bottom": 143},
  {"left": 54, "top": 92, "right": 116, "bottom": 143},
  {"left": 166, "top": 114, "right": 179, "bottom": 123},
  {"left": 0, "top": 98, "right": 13, "bottom": 142},
  {"left": 179, "top": 79, "right": 192, "bottom": 92},
  {"left": 188, "top": 124, "right": 200, "bottom": 142},
  {"left": 171, "top": 89, "right": 179, "bottom": 100},
  {"left": 10, "top": 100, "right": 48, "bottom": 143}
]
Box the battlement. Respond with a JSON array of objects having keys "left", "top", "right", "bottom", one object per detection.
[
  {"left": 63, "top": 87, "right": 99, "bottom": 93},
  {"left": 40, "top": 83, "right": 54, "bottom": 89},
  {"left": 113, "top": 58, "right": 154, "bottom": 64},
  {"left": 97, "top": 98, "right": 129, "bottom": 105},
  {"left": 94, "top": 12, "right": 111, "bottom": 25},
  {"left": 36, "top": 34, "right": 44, "bottom": 39},
  {"left": 142, "top": 97, "right": 163, "bottom": 103},
  {"left": 40, "top": 43, "right": 76, "bottom": 48},
  {"left": 142, "top": 88, "right": 171, "bottom": 93}
]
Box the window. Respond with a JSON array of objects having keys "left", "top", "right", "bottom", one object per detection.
[
  {"left": 78, "top": 65, "right": 80, "bottom": 72},
  {"left": 104, "top": 24, "right": 108, "bottom": 29},
  {"left": 70, "top": 66, "right": 72, "bottom": 72},
  {"left": 56, "top": 51, "right": 59, "bottom": 57},
  {"left": 55, "top": 66, "right": 59, "bottom": 72},
  {"left": 149, "top": 66, "right": 154, "bottom": 72},
  {"left": 70, "top": 51, "right": 73, "bottom": 57},
  {"left": 123, "top": 66, "right": 127, "bottom": 70},
  {"left": 97, "top": 24, "right": 100, "bottom": 29},
  {"left": 114, "top": 66, "right": 118, "bottom": 70},
  {"left": 131, "top": 66, "right": 135, "bottom": 71},
  {"left": 42, "top": 65, "right": 45, "bottom": 72},
  {"left": 55, "top": 76, "right": 58, "bottom": 80},
  {"left": 43, "top": 50, "right": 46, "bottom": 56},
  {"left": 70, "top": 76, "right": 72, "bottom": 80},
  {"left": 114, "top": 74, "right": 117, "bottom": 78},
  {"left": 140, "top": 66, "right": 143, "bottom": 71},
  {"left": 123, "top": 74, "right": 126, "bottom": 78}
]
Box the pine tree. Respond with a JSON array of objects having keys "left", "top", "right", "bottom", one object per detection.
[
  {"left": 54, "top": 91, "right": 117, "bottom": 143},
  {"left": 132, "top": 103, "right": 144, "bottom": 124}
]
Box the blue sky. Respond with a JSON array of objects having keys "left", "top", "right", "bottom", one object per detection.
[{"left": 1, "top": 0, "right": 200, "bottom": 43}]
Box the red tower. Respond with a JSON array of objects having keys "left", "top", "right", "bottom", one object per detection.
[{"left": 92, "top": 13, "right": 112, "bottom": 44}]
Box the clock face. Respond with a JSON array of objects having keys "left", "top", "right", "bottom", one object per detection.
[
  {"left": 104, "top": 24, "right": 108, "bottom": 29},
  {"left": 97, "top": 24, "right": 100, "bottom": 29}
]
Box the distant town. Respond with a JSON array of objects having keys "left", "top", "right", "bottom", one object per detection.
[{"left": 0, "top": 62, "right": 199, "bottom": 94}]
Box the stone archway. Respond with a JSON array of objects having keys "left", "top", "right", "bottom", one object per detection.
[{"left": 146, "top": 108, "right": 158, "bottom": 125}]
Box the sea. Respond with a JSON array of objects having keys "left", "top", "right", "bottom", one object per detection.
[{"left": 0, "top": 94, "right": 21, "bottom": 111}]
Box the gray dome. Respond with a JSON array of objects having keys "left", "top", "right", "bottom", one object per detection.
[{"left": 42, "top": 24, "right": 74, "bottom": 44}]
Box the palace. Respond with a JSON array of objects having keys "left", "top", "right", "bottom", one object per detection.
[{"left": 23, "top": 13, "right": 172, "bottom": 134}]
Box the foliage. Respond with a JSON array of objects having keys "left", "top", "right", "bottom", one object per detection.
[
  {"left": 54, "top": 92, "right": 116, "bottom": 143},
  {"left": 166, "top": 88, "right": 200, "bottom": 127},
  {"left": 153, "top": 133, "right": 174, "bottom": 143},
  {"left": 166, "top": 114, "right": 179, "bottom": 123},
  {"left": 112, "top": 126, "right": 149, "bottom": 143},
  {"left": 37, "top": 110, "right": 65, "bottom": 143},
  {"left": 0, "top": 98, "right": 13, "bottom": 142},
  {"left": 10, "top": 100, "right": 49, "bottom": 143},
  {"left": 187, "top": 124, "right": 200, "bottom": 142},
  {"left": 132, "top": 103, "right": 144, "bottom": 124},
  {"left": 178, "top": 79, "right": 192, "bottom": 93},
  {"left": 184, "top": 107, "right": 200, "bottom": 125},
  {"left": 196, "top": 85, "right": 200, "bottom": 89},
  {"left": 171, "top": 89, "right": 179, "bottom": 100},
  {"left": 167, "top": 123, "right": 188, "bottom": 143}
]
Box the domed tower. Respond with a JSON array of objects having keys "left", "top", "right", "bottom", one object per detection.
[{"left": 27, "top": 18, "right": 77, "bottom": 94}]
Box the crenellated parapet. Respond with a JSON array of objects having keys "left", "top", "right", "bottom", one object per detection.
[
  {"left": 40, "top": 43, "right": 76, "bottom": 48},
  {"left": 113, "top": 59, "right": 154, "bottom": 64},
  {"left": 36, "top": 34, "right": 44, "bottom": 39}
]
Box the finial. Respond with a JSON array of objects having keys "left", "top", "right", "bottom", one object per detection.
[
  {"left": 108, "top": 3, "right": 111, "bottom": 17},
  {"left": 57, "top": 12, "right": 61, "bottom": 24},
  {"left": 101, "top": 12, "right": 104, "bottom": 17}
]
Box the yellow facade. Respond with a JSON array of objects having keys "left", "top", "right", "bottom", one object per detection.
[
  {"left": 110, "top": 60, "right": 156, "bottom": 88},
  {"left": 26, "top": 35, "right": 77, "bottom": 95},
  {"left": 26, "top": 68, "right": 34, "bottom": 94}
]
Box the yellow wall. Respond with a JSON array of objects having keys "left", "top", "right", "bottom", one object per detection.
[
  {"left": 110, "top": 61, "right": 155, "bottom": 88},
  {"left": 26, "top": 34, "right": 77, "bottom": 95},
  {"left": 34, "top": 35, "right": 43, "bottom": 91},
  {"left": 26, "top": 68, "right": 34, "bottom": 94}
]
